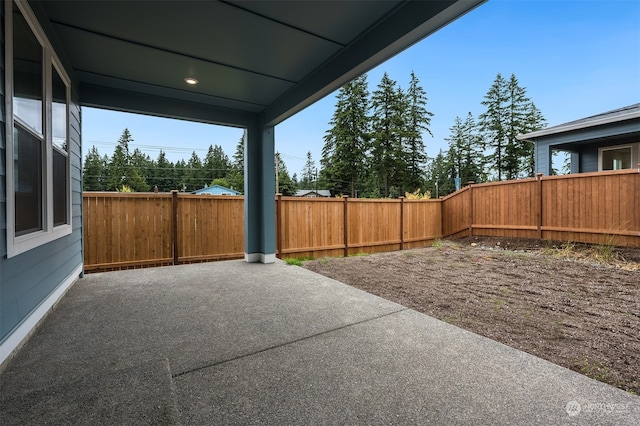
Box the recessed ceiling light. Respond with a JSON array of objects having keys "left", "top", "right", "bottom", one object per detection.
[{"left": 184, "top": 77, "right": 198, "bottom": 85}]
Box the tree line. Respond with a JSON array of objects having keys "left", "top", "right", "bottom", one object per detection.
[
  {"left": 82, "top": 129, "right": 246, "bottom": 193},
  {"left": 83, "top": 72, "right": 546, "bottom": 198},
  {"left": 82, "top": 128, "right": 306, "bottom": 195},
  {"left": 320, "top": 71, "right": 546, "bottom": 198}
]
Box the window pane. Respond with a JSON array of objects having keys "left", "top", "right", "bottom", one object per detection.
[
  {"left": 13, "top": 3, "right": 43, "bottom": 136},
  {"left": 14, "top": 125, "right": 43, "bottom": 236},
  {"left": 52, "top": 66, "right": 68, "bottom": 151},
  {"left": 53, "top": 148, "right": 68, "bottom": 226},
  {"left": 602, "top": 147, "right": 631, "bottom": 170}
]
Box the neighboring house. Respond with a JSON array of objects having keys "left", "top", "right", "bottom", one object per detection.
[
  {"left": 193, "top": 185, "right": 241, "bottom": 196},
  {"left": 0, "top": 0, "right": 483, "bottom": 366},
  {"left": 518, "top": 104, "right": 640, "bottom": 175},
  {"left": 295, "top": 189, "right": 331, "bottom": 198}
]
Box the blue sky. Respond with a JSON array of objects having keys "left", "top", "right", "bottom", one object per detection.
[{"left": 83, "top": 0, "right": 640, "bottom": 177}]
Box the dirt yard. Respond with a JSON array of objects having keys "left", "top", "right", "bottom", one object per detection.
[{"left": 302, "top": 236, "right": 640, "bottom": 395}]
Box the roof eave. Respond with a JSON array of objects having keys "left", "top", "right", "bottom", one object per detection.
[{"left": 517, "top": 110, "right": 640, "bottom": 141}]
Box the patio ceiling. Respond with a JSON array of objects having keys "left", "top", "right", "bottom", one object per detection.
[{"left": 33, "top": 0, "right": 485, "bottom": 127}]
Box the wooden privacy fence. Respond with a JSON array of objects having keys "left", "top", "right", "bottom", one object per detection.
[
  {"left": 83, "top": 169, "right": 640, "bottom": 272},
  {"left": 83, "top": 192, "right": 245, "bottom": 272},
  {"left": 443, "top": 169, "right": 640, "bottom": 247},
  {"left": 276, "top": 195, "right": 442, "bottom": 259}
]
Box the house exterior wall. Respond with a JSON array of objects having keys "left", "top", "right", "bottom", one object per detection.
[
  {"left": 534, "top": 140, "right": 553, "bottom": 175},
  {"left": 533, "top": 119, "right": 640, "bottom": 175},
  {"left": 1, "top": 2, "right": 83, "bottom": 363}
]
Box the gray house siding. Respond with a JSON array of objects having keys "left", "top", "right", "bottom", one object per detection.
[
  {"left": 0, "top": 1, "right": 5, "bottom": 258},
  {"left": 530, "top": 119, "right": 639, "bottom": 175},
  {"left": 534, "top": 140, "right": 552, "bottom": 175},
  {"left": 579, "top": 144, "right": 600, "bottom": 173},
  {"left": 0, "top": 4, "right": 83, "bottom": 356}
]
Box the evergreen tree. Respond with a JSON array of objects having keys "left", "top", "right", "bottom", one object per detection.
[
  {"left": 425, "top": 149, "right": 455, "bottom": 197},
  {"left": 82, "top": 145, "right": 106, "bottom": 191},
  {"left": 300, "top": 151, "right": 316, "bottom": 189},
  {"left": 521, "top": 101, "right": 546, "bottom": 176},
  {"left": 321, "top": 74, "right": 370, "bottom": 197},
  {"left": 479, "top": 73, "right": 546, "bottom": 180},
  {"left": 204, "top": 144, "right": 230, "bottom": 182},
  {"left": 370, "top": 73, "right": 406, "bottom": 197},
  {"left": 174, "top": 159, "right": 188, "bottom": 192},
  {"left": 478, "top": 73, "right": 509, "bottom": 181},
  {"left": 129, "top": 148, "right": 151, "bottom": 192},
  {"left": 225, "top": 137, "right": 244, "bottom": 193},
  {"left": 275, "top": 152, "right": 295, "bottom": 196},
  {"left": 106, "top": 128, "right": 134, "bottom": 191},
  {"left": 149, "top": 150, "right": 174, "bottom": 192},
  {"left": 184, "top": 151, "right": 204, "bottom": 191},
  {"left": 445, "top": 113, "right": 485, "bottom": 188},
  {"left": 403, "top": 71, "right": 433, "bottom": 193}
]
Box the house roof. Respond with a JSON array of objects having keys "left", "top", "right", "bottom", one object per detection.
[
  {"left": 518, "top": 103, "right": 640, "bottom": 141},
  {"left": 33, "top": 0, "right": 485, "bottom": 127},
  {"left": 192, "top": 185, "right": 241, "bottom": 195},
  {"left": 295, "top": 189, "right": 331, "bottom": 197}
]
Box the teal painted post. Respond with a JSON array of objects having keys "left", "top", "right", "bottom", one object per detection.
[{"left": 244, "top": 122, "right": 276, "bottom": 263}]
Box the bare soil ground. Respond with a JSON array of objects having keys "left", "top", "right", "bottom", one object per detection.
[{"left": 302, "top": 236, "right": 640, "bottom": 394}]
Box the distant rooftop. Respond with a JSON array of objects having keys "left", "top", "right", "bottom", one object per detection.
[{"left": 518, "top": 103, "right": 640, "bottom": 140}]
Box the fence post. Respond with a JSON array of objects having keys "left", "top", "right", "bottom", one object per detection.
[
  {"left": 343, "top": 195, "right": 349, "bottom": 257},
  {"left": 537, "top": 173, "right": 543, "bottom": 239},
  {"left": 467, "top": 181, "right": 474, "bottom": 237},
  {"left": 276, "top": 193, "right": 282, "bottom": 259},
  {"left": 399, "top": 196, "right": 405, "bottom": 250},
  {"left": 171, "top": 190, "right": 179, "bottom": 265}
]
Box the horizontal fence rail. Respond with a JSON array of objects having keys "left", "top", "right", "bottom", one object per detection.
[{"left": 83, "top": 169, "right": 640, "bottom": 272}]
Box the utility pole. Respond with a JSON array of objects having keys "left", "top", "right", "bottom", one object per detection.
[{"left": 315, "top": 168, "right": 318, "bottom": 195}]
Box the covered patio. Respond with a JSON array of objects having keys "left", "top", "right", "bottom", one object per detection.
[{"left": 1, "top": 262, "right": 637, "bottom": 424}]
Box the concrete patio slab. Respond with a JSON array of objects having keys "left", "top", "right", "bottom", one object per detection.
[{"left": 1, "top": 260, "right": 638, "bottom": 425}]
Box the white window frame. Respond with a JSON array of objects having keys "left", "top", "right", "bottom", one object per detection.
[
  {"left": 5, "top": 0, "right": 72, "bottom": 258},
  {"left": 598, "top": 142, "right": 639, "bottom": 171}
]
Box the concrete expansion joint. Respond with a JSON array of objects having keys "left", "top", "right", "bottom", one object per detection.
[{"left": 171, "top": 307, "right": 408, "bottom": 379}]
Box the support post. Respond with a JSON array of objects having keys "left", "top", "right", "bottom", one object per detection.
[
  {"left": 467, "top": 181, "right": 474, "bottom": 237},
  {"left": 276, "top": 193, "right": 282, "bottom": 259},
  {"left": 244, "top": 122, "right": 276, "bottom": 263},
  {"left": 343, "top": 195, "right": 349, "bottom": 257},
  {"left": 537, "top": 173, "right": 543, "bottom": 239},
  {"left": 171, "top": 190, "right": 179, "bottom": 265},
  {"left": 399, "top": 196, "right": 405, "bottom": 250}
]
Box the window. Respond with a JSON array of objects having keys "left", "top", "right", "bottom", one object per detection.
[
  {"left": 599, "top": 144, "right": 638, "bottom": 171},
  {"left": 6, "top": 0, "right": 71, "bottom": 257}
]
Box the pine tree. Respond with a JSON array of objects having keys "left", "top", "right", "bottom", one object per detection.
[
  {"left": 107, "top": 128, "right": 134, "bottom": 191},
  {"left": 321, "top": 74, "right": 370, "bottom": 197},
  {"left": 300, "top": 151, "right": 316, "bottom": 189},
  {"left": 275, "top": 152, "right": 295, "bottom": 196},
  {"left": 403, "top": 71, "right": 433, "bottom": 193},
  {"left": 184, "top": 151, "right": 204, "bottom": 191},
  {"left": 129, "top": 148, "right": 151, "bottom": 192},
  {"left": 479, "top": 73, "right": 546, "bottom": 180},
  {"left": 425, "top": 149, "right": 455, "bottom": 197},
  {"left": 521, "top": 102, "right": 546, "bottom": 176},
  {"left": 149, "top": 150, "right": 174, "bottom": 192},
  {"left": 82, "top": 145, "right": 106, "bottom": 191},
  {"left": 225, "top": 137, "right": 244, "bottom": 193},
  {"left": 174, "top": 159, "right": 187, "bottom": 192},
  {"left": 204, "top": 144, "right": 230, "bottom": 183},
  {"left": 478, "top": 73, "right": 509, "bottom": 181},
  {"left": 445, "top": 113, "right": 484, "bottom": 187},
  {"left": 370, "top": 73, "right": 406, "bottom": 197}
]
